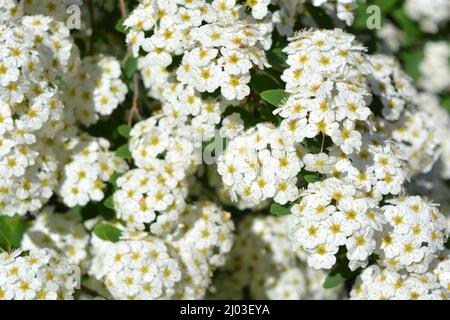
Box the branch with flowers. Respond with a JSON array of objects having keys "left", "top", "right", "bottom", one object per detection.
[{"left": 0, "top": 0, "right": 449, "bottom": 301}]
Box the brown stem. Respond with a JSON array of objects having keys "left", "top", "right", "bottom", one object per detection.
[
  {"left": 118, "top": 0, "right": 127, "bottom": 17},
  {"left": 127, "top": 74, "right": 141, "bottom": 127}
]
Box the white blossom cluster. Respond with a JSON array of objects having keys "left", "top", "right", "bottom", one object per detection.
[
  {"left": 125, "top": 0, "right": 272, "bottom": 102},
  {"left": 21, "top": 207, "right": 90, "bottom": 269},
  {"left": 209, "top": 214, "right": 343, "bottom": 299},
  {"left": 63, "top": 55, "right": 128, "bottom": 126},
  {"left": 377, "top": 197, "right": 448, "bottom": 273},
  {"left": 376, "top": 111, "right": 440, "bottom": 177},
  {"left": 217, "top": 122, "right": 302, "bottom": 208},
  {"left": 0, "top": 6, "right": 74, "bottom": 215},
  {"left": 113, "top": 163, "right": 188, "bottom": 235},
  {"left": 419, "top": 41, "right": 450, "bottom": 94},
  {"left": 89, "top": 201, "right": 234, "bottom": 300},
  {"left": 0, "top": 248, "right": 79, "bottom": 300},
  {"left": 404, "top": 0, "right": 450, "bottom": 34},
  {"left": 351, "top": 251, "right": 450, "bottom": 300},
  {"left": 129, "top": 115, "right": 202, "bottom": 173},
  {"left": 370, "top": 54, "right": 417, "bottom": 121},
  {"left": 59, "top": 134, "right": 128, "bottom": 207},
  {"left": 415, "top": 93, "right": 450, "bottom": 180},
  {"left": 167, "top": 200, "right": 235, "bottom": 270},
  {"left": 276, "top": 29, "right": 372, "bottom": 155},
  {"left": 289, "top": 177, "right": 383, "bottom": 271},
  {"left": 371, "top": 55, "right": 441, "bottom": 176},
  {"left": 89, "top": 234, "right": 184, "bottom": 300},
  {"left": 290, "top": 177, "right": 449, "bottom": 271}
]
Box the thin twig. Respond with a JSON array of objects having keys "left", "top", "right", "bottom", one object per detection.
[
  {"left": 87, "top": 0, "right": 95, "bottom": 54},
  {"left": 127, "top": 74, "right": 141, "bottom": 127},
  {"left": 118, "top": 0, "right": 127, "bottom": 17}
]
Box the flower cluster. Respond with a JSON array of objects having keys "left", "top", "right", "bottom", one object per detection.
[
  {"left": 290, "top": 177, "right": 381, "bottom": 270},
  {"left": 63, "top": 55, "right": 128, "bottom": 126},
  {"left": 209, "top": 214, "right": 343, "bottom": 299},
  {"left": 21, "top": 207, "right": 90, "bottom": 269},
  {"left": 125, "top": 0, "right": 271, "bottom": 102},
  {"left": 290, "top": 177, "right": 449, "bottom": 272},
  {"left": 0, "top": 248, "right": 79, "bottom": 300},
  {"left": 375, "top": 110, "right": 440, "bottom": 176},
  {"left": 89, "top": 234, "right": 183, "bottom": 300},
  {"left": 89, "top": 201, "right": 234, "bottom": 300},
  {"left": 167, "top": 200, "right": 234, "bottom": 270},
  {"left": 350, "top": 252, "right": 450, "bottom": 300},
  {"left": 369, "top": 54, "right": 417, "bottom": 121},
  {"left": 0, "top": 9, "right": 75, "bottom": 215},
  {"left": 415, "top": 93, "right": 450, "bottom": 180},
  {"left": 377, "top": 197, "right": 448, "bottom": 273},
  {"left": 276, "top": 29, "right": 372, "bottom": 155},
  {"left": 59, "top": 134, "right": 128, "bottom": 207},
  {"left": 404, "top": 0, "right": 450, "bottom": 33},
  {"left": 129, "top": 115, "right": 201, "bottom": 173},
  {"left": 370, "top": 55, "right": 441, "bottom": 175},
  {"left": 113, "top": 163, "right": 188, "bottom": 235},
  {"left": 217, "top": 122, "right": 302, "bottom": 208},
  {"left": 419, "top": 42, "right": 450, "bottom": 94}
]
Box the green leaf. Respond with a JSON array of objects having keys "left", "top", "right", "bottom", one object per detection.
[
  {"left": 115, "top": 17, "right": 126, "bottom": 33},
  {"left": 109, "top": 172, "right": 123, "bottom": 189},
  {"left": 392, "top": 9, "right": 421, "bottom": 46},
  {"left": 115, "top": 143, "right": 131, "bottom": 159},
  {"left": 0, "top": 217, "right": 12, "bottom": 250},
  {"left": 270, "top": 203, "right": 292, "bottom": 216},
  {"left": 122, "top": 56, "right": 138, "bottom": 79},
  {"left": 260, "top": 89, "right": 288, "bottom": 107},
  {"left": 103, "top": 196, "right": 114, "bottom": 210},
  {"left": 93, "top": 223, "right": 122, "bottom": 243},
  {"left": 445, "top": 237, "right": 450, "bottom": 249},
  {"left": 267, "top": 47, "right": 288, "bottom": 68},
  {"left": 323, "top": 261, "right": 355, "bottom": 289},
  {"left": 378, "top": 0, "right": 399, "bottom": 11},
  {"left": 400, "top": 49, "right": 424, "bottom": 81},
  {"left": 304, "top": 3, "right": 334, "bottom": 29},
  {"left": 304, "top": 174, "right": 322, "bottom": 183},
  {"left": 2, "top": 216, "right": 28, "bottom": 248},
  {"left": 117, "top": 124, "right": 131, "bottom": 139},
  {"left": 441, "top": 96, "right": 450, "bottom": 113},
  {"left": 250, "top": 72, "right": 282, "bottom": 94}
]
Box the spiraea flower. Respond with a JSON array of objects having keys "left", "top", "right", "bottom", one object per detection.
[
  {"left": 369, "top": 54, "right": 417, "bottom": 121},
  {"left": 113, "top": 162, "right": 188, "bottom": 234},
  {"left": 125, "top": 0, "right": 271, "bottom": 102},
  {"left": 217, "top": 122, "right": 302, "bottom": 207},
  {"left": 209, "top": 214, "right": 343, "bottom": 299},
  {"left": 419, "top": 41, "right": 450, "bottom": 94},
  {"left": 59, "top": 134, "right": 128, "bottom": 207},
  {"left": 277, "top": 29, "right": 372, "bottom": 155},
  {"left": 89, "top": 233, "right": 184, "bottom": 300},
  {"left": 289, "top": 177, "right": 383, "bottom": 271},
  {"left": 63, "top": 55, "right": 128, "bottom": 126},
  {"left": 0, "top": 248, "right": 79, "bottom": 300},
  {"left": 376, "top": 196, "right": 449, "bottom": 274},
  {"left": 404, "top": 0, "right": 450, "bottom": 33},
  {"left": 350, "top": 262, "right": 450, "bottom": 300},
  {"left": 0, "top": 9, "right": 77, "bottom": 215},
  {"left": 21, "top": 207, "right": 90, "bottom": 268}
]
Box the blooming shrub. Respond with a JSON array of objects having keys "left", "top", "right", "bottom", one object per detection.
[{"left": 0, "top": 0, "right": 449, "bottom": 300}]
